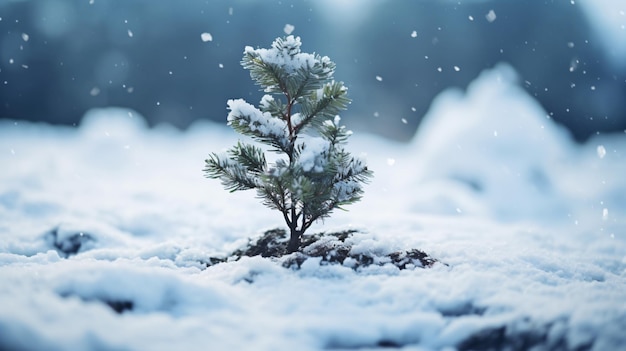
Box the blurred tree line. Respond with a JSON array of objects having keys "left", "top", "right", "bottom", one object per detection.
[{"left": 1, "top": 0, "right": 624, "bottom": 142}]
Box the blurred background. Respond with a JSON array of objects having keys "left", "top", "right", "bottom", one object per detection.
[{"left": 1, "top": 0, "right": 624, "bottom": 143}]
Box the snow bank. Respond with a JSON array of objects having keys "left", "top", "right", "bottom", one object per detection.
[
  {"left": 411, "top": 63, "right": 574, "bottom": 221},
  {"left": 1, "top": 65, "right": 625, "bottom": 350}
]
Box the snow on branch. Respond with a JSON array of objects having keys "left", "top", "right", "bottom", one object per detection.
[{"left": 227, "top": 98, "right": 290, "bottom": 152}]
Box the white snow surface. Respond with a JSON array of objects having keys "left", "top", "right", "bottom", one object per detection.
[{"left": 1, "top": 64, "right": 625, "bottom": 350}]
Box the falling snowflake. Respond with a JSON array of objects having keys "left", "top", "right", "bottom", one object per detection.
[
  {"left": 596, "top": 145, "right": 606, "bottom": 158},
  {"left": 201, "top": 32, "right": 213, "bottom": 42},
  {"left": 284, "top": 24, "right": 295, "bottom": 35}
]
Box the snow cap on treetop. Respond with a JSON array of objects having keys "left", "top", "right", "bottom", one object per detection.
[{"left": 244, "top": 35, "right": 333, "bottom": 75}]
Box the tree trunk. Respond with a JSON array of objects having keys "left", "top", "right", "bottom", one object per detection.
[{"left": 286, "top": 228, "right": 301, "bottom": 253}]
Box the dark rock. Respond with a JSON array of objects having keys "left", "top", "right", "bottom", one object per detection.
[
  {"left": 58, "top": 290, "right": 134, "bottom": 314},
  {"left": 104, "top": 300, "right": 134, "bottom": 314},
  {"left": 206, "top": 228, "right": 441, "bottom": 271},
  {"left": 457, "top": 319, "right": 593, "bottom": 351},
  {"left": 438, "top": 302, "right": 486, "bottom": 318},
  {"left": 45, "top": 226, "right": 96, "bottom": 258},
  {"left": 197, "top": 256, "right": 227, "bottom": 268},
  {"left": 377, "top": 339, "right": 402, "bottom": 348},
  {"left": 389, "top": 248, "right": 437, "bottom": 269},
  {"left": 231, "top": 228, "right": 289, "bottom": 259},
  {"left": 324, "top": 338, "right": 406, "bottom": 350}
]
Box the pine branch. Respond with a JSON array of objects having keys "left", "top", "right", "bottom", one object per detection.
[
  {"left": 287, "top": 58, "right": 334, "bottom": 100},
  {"left": 230, "top": 141, "right": 267, "bottom": 175},
  {"left": 259, "top": 95, "right": 288, "bottom": 120},
  {"left": 241, "top": 52, "right": 286, "bottom": 94},
  {"left": 319, "top": 116, "right": 351, "bottom": 148},
  {"left": 204, "top": 153, "right": 260, "bottom": 192},
  {"left": 227, "top": 99, "right": 291, "bottom": 153},
  {"left": 296, "top": 81, "right": 350, "bottom": 133},
  {"left": 331, "top": 154, "right": 372, "bottom": 206}
]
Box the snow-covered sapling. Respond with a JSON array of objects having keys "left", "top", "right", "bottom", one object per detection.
[{"left": 204, "top": 36, "right": 372, "bottom": 253}]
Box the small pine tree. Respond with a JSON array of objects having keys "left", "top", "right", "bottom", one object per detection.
[{"left": 204, "top": 35, "right": 372, "bottom": 253}]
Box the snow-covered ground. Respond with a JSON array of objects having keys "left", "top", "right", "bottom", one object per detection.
[{"left": 1, "top": 64, "right": 625, "bottom": 350}]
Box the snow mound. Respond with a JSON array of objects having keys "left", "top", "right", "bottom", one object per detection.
[
  {"left": 408, "top": 63, "right": 626, "bottom": 227},
  {"left": 79, "top": 107, "right": 148, "bottom": 139}
]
